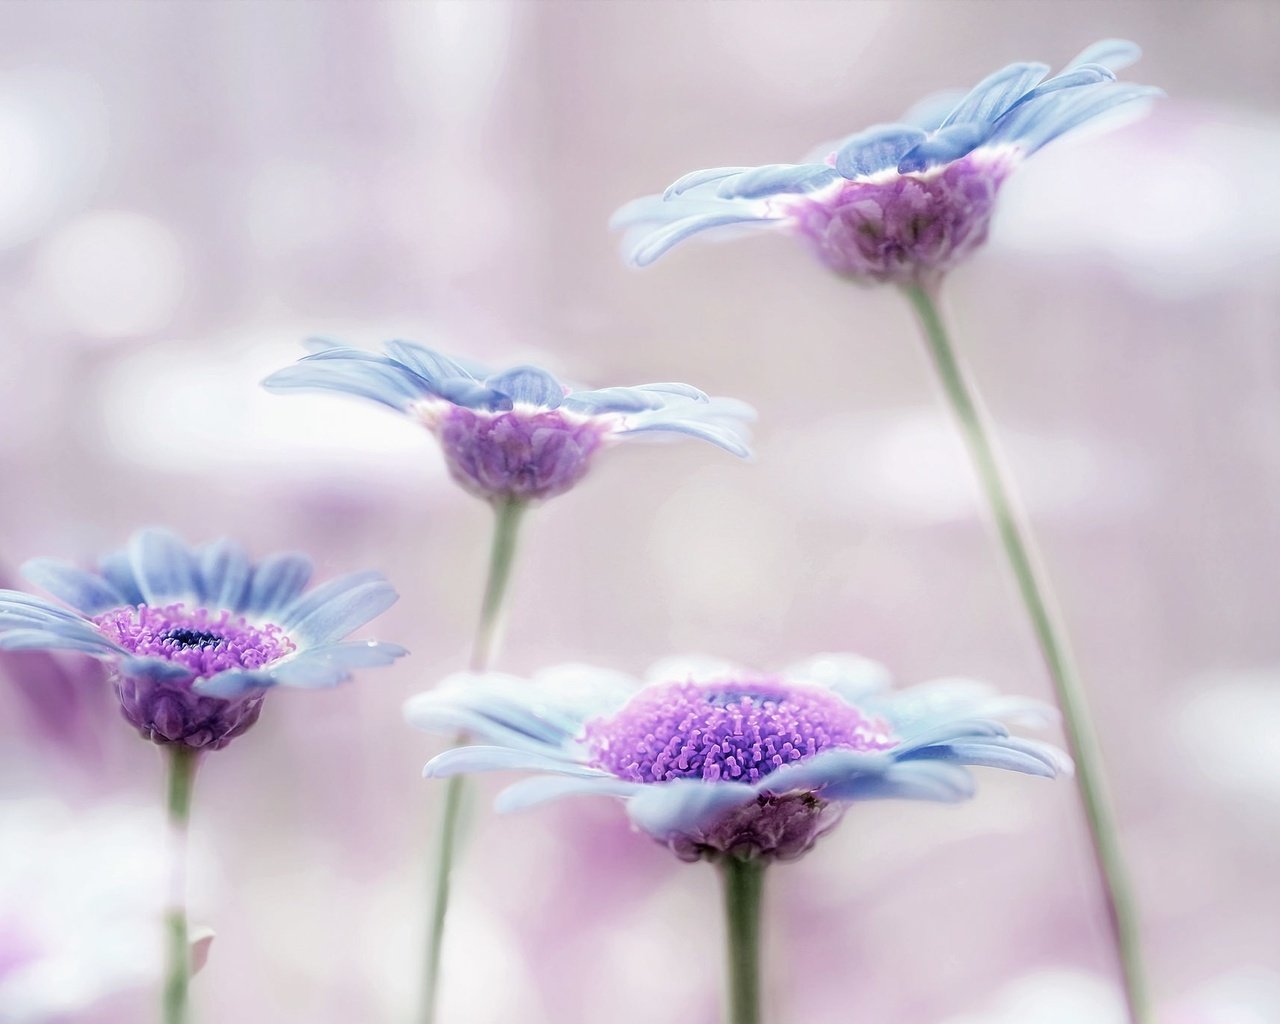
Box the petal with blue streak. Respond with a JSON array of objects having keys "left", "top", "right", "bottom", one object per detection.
[
  {"left": 485, "top": 365, "right": 566, "bottom": 409},
  {"left": 266, "top": 640, "right": 408, "bottom": 688},
  {"left": 280, "top": 571, "right": 398, "bottom": 647},
  {"left": 97, "top": 551, "right": 145, "bottom": 607},
  {"left": 191, "top": 668, "right": 273, "bottom": 698},
  {"left": 0, "top": 626, "right": 120, "bottom": 656},
  {"left": 897, "top": 122, "right": 994, "bottom": 174},
  {"left": 424, "top": 745, "right": 603, "bottom": 779},
  {"left": 825, "top": 760, "right": 976, "bottom": 802},
  {"left": 128, "top": 529, "right": 200, "bottom": 606},
  {"left": 835, "top": 125, "right": 927, "bottom": 179},
  {"left": 496, "top": 775, "right": 644, "bottom": 813},
  {"left": 715, "top": 163, "right": 838, "bottom": 200},
  {"left": 244, "top": 553, "right": 313, "bottom": 617},
  {"left": 262, "top": 359, "right": 425, "bottom": 412},
  {"left": 430, "top": 378, "right": 514, "bottom": 411},
  {"left": 19, "top": 560, "right": 125, "bottom": 615},
  {"left": 196, "top": 540, "right": 252, "bottom": 611},
  {"left": 627, "top": 211, "right": 781, "bottom": 269},
  {"left": 626, "top": 779, "right": 759, "bottom": 838},
  {"left": 942, "top": 61, "right": 1049, "bottom": 128},
  {"left": 384, "top": 341, "right": 486, "bottom": 385},
  {"left": 663, "top": 166, "right": 753, "bottom": 199}
]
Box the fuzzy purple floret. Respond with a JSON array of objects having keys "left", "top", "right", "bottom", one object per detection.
[
  {"left": 585, "top": 679, "right": 896, "bottom": 784},
  {"left": 786, "top": 151, "right": 1015, "bottom": 284},
  {"left": 431, "top": 405, "right": 612, "bottom": 503},
  {"left": 92, "top": 603, "right": 295, "bottom": 677},
  {"left": 92, "top": 603, "right": 294, "bottom": 750}
]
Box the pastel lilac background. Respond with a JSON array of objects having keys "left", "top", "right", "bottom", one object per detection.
[{"left": 1, "top": 2, "right": 1278, "bottom": 1023}]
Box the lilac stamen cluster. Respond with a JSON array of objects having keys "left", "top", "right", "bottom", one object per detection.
[
  {"left": 92, "top": 603, "right": 296, "bottom": 678},
  {"left": 427, "top": 404, "right": 614, "bottom": 503},
  {"left": 584, "top": 679, "right": 897, "bottom": 785},
  {"left": 785, "top": 151, "right": 1015, "bottom": 284}
]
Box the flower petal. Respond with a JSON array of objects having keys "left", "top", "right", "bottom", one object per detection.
[
  {"left": 279, "top": 571, "right": 398, "bottom": 647},
  {"left": 625, "top": 779, "right": 758, "bottom": 838},
  {"left": 244, "top": 553, "right": 314, "bottom": 617},
  {"left": 825, "top": 760, "right": 977, "bottom": 802},
  {"left": 266, "top": 640, "right": 408, "bottom": 688},
  {"left": 19, "top": 560, "right": 125, "bottom": 615},
  {"left": 897, "top": 122, "right": 994, "bottom": 174},
  {"left": 942, "top": 61, "right": 1050, "bottom": 128},
  {"left": 834, "top": 125, "right": 928, "bottom": 179},
  {"left": 127, "top": 529, "right": 200, "bottom": 606},
  {"left": 97, "top": 550, "right": 145, "bottom": 607},
  {"left": 423, "top": 745, "right": 603, "bottom": 779},
  {"left": 0, "top": 626, "right": 119, "bottom": 656},
  {"left": 196, "top": 540, "right": 252, "bottom": 611},
  {"left": 384, "top": 341, "right": 486, "bottom": 385},
  {"left": 485, "top": 366, "right": 566, "bottom": 409},
  {"left": 663, "top": 166, "right": 753, "bottom": 199},
  {"left": 784, "top": 653, "right": 893, "bottom": 704},
  {"left": 626, "top": 211, "right": 781, "bottom": 268},
  {"left": 715, "top": 163, "right": 838, "bottom": 200},
  {"left": 495, "top": 775, "right": 643, "bottom": 813}
]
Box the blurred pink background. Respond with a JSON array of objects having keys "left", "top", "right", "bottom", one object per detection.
[{"left": 1, "top": 1, "right": 1278, "bottom": 1022}]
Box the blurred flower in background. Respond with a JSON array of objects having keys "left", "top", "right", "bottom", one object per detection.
[{"left": 264, "top": 339, "right": 754, "bottom": 504}]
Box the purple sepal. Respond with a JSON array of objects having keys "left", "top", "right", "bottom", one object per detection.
[
  {"left": 665, "top": 793, "right": 845, "bottom": 863},
  {"left": 112, "top": 665, "right": 265, "bottom": 751},
  {"left": 435, "top": 406, "right": 611, "bottom": 503},
  {"left": 787, "top": 150, "right": 1016, "bottom": 285}
]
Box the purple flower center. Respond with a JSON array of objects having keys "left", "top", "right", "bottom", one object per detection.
[
  {"left": 425, "top": 403, "right": 613, "bottom": 503},
  {"left": 584, "top": 679, "right": 897, "bottom": 785},
  {"left": 92, "top": 603, "right": 296, "bottom": 678},
  {"left": 783, "top": 150, "right": 1017, "bottom": 284}
]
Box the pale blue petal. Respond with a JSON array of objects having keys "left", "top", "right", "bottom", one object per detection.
[
  {"left": 620, "top": 417, "right": 752, "bottom": 457},
  {"left": 97, "top": 551, "right": 145, "bottom": 607},
  {"left": 825, "top": 760, "right": 976, "bottom": 802},
  {"left": 716, "top": 163, "right": 838, "bottom": 199},
  {"left": 244, "top": 553, "right": 313, "bottom": 617},
  {"left": 127, "top": 529, "right": 201, "bottom": 606},
  {"left": 279, "top": 571, "right": 397, "bottom": 647},
  {"left": 261, "top": 360, "right": 424, "bottom": 412},
  {"left": 404, "top": 685, "right": 586, "bottom": 752},
  {"left": 195, "top": 540, "right": 252, "bottom": 611},
  {"left": 904, "top": 739, "right": 1061, "bottom": 778},
  {"left": 834, "top": 125, "right": 927, "bottom": 179},
  {"left": 190, "top": 669, "right": 273, "bottom": 698},
  {"left": 0, "top": 591, "right": 95, "bottom": 625},
  {"left": 626, "top": 779, "right": 758, "bottom": 838},
  {"left": 942, "top": 61, "right": 1050, "bottom": 127},
  {"left": 118, "top": 656, "right": 191, "bottom": 681},
  {"left": 495, "top": 775, "right": 643, "bottom": 813},
  {"left": 0, "top": 627, "right": 120, "bottom": 656},
  {"left": 897, "top": 122, "right": 993, "bottom": 174},
  {"left": 424, "top": 745, "right": 601, "bottom": 779},
  {"left": 485, "top": 365, "right": 566, "bottom": 409},
  {"left": 755, "top": 748, "right": 893, "bottom": 795},
  {"left": 384, "top": 341, "right": 486, "bottom": 385},
  {"left": 265, "top": 640, "right": 408, "bottom": 688},
  {"left": 634, "top": 383, "right": 710, "bottom": 402},
  {"left": 18, "top": 560, "right": 124, "bottom": 615},
  {"left": 992, "top": 82, "right": 1162, "bottom": 152},
  {"left": 1068, "top": 39, "right": 1141, "bottom": 73},
  {"left": 562, "top": 387, "right": 663, "bottom": 415},
  {"left": 1011, "top": 64, "right": 1115, "bottom": 109},
  {"left": 431, "top": 378, "right": 513, "bottom": 411},
  {"left": 627, "top": 211, "right": 781, "bottom": 268},
  {"left": 663, "top": 166, "right": 753, "bottom": 199}
]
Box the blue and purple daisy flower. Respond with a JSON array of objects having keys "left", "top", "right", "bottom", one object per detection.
[
  {"left": 405, "top": 655, "right": 1069, "bottom": 862},
  {"left": 0, "top": 528, "right": 406, "bottom": 750},
  {"left": 613, "top": 39, "right": 1159, "bottom": 285},
  {"left": 264, "top": 340, "right": 754, "bottom": 504}
]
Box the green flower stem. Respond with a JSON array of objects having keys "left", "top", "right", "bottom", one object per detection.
[
  {"left": 163, "top": 745, "right": 199, "bottom": 1024},
  {"left": 420, "top": 497, "right": 527, "bottom": 1024},
  {"left": 720, "top": 855, "right": 765, "bottom": 1024},
  {"left": 901, "top": 281, "right": 1150, "bottom": 1024}
]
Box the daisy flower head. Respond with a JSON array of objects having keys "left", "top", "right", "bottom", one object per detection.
[
  {"left": 263, "top": 340, "right": 754, "bottom": 505},
  {"left": 0, "top": 528, "right": 406, "bottom": 751},
  {"left": 405, "top": 655, "right": 1070, "bottom": 863},
  {"left": 613, "top": 39, "right": 1160, "bottom": 286}
]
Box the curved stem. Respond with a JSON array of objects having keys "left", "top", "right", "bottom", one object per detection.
[
  {"left": 420, "top": 498, "right": 527, "bottom": 1024},
  {"left": 163, "top": 746, "right": 199, "bottom": 1024},
  {"left": 720, "top": 856, "right": 765, "bottom": 1024},
  {"left": 901, "top": 281, "right": 1150, "bottom": 1024}
]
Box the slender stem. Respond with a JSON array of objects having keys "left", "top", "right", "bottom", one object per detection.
[
  {"left": 163, "top": 745, "right": 199, "bottom": 1024},
  {"left": 420, "top": 498, "right": 527, "bottom": 1024},
  {"left": 901, "top": 281, "right": 1150, "bottom": 1024},
  {"left": 720, "top": 856, "right": 765, "bottom": 1024}
]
